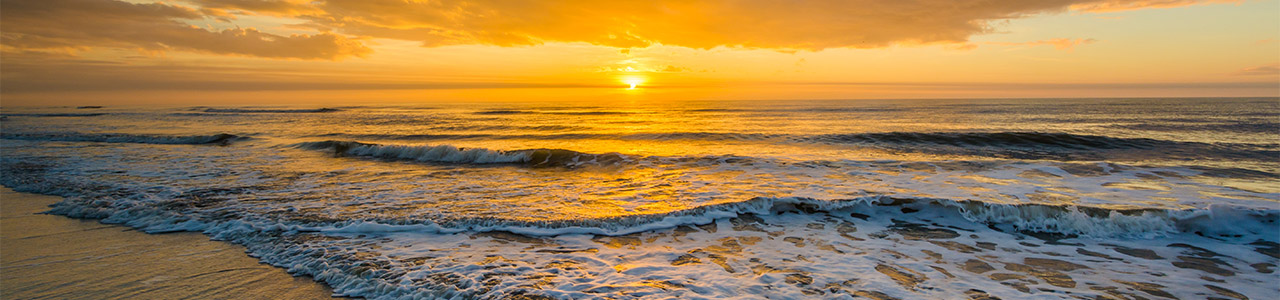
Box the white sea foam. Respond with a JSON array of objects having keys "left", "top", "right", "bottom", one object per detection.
[{"left": 19, "top": 179, "right": 1278, "bottom": 299}]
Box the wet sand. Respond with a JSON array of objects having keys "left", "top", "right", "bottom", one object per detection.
[{"left": 0, "top": 188, "right": 339, "bottom": 299}]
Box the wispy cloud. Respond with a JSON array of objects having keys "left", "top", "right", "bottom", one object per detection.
[
  {"left": 988, "top": 38, "right": 1098, "bottom": 51},
  {"left": 1232, "top": 63, "right": 1280, "bottom": 76},
  {"left": 1069, "top": 0, "right": 1241, "bottom": 13}
]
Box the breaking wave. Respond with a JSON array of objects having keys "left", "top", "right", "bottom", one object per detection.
[
  {"left": 309, "top": 196, "right": 1279, "bottom": 239},
  {"left": 2, "top": 142, "right": 1273, "bottom": 240},
  {"left": 295, "top": 140, "right": 630, "bottom": 167},
  {"left": 11, "top": 169, "right": 1276, "bottom": 240},
  {"left": 299, "top": 131, "right": 1277, "bottom": 161}
]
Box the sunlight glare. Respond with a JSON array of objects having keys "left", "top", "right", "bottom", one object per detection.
[{"left": 622, "top": 76, "right": 645, "bottom": 90}]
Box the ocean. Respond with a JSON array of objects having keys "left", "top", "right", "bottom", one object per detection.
[{"left": 1, "top": 98, "right": 1277, "bottom": 299}]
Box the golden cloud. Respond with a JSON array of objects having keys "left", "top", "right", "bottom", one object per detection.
[
  {"left": 0, "top": 0, "right": 1237, "bottom": 60},
  {"left": 195, "top": 0, "right": 1230, "bottom": 51},
  {"left": 195, "top": 0, "right": 321, "bottom": 16},
  {"left": 0, "top": 0, "right": 370, "bottom": 60}
]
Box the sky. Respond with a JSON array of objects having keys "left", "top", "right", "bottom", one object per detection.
[{"left": 1, "top": 0, "right": 1277, "bottom": 105}]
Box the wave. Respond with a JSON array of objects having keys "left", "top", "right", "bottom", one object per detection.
[
  {"left": 307, "top": 132, "right": 781, "bottom": 142},
  {"left": 7, "top": 186, "right": 1275, "bottom": 300},
  {"left": 18, "top": 170, "right": 1275, "bottom": 240},
  {"left": 309, "top": 131, "right": 1265, "bottom": 149},
  {"left": 473, "top": 110, "right": 632, "bottom": 115},
  {"left": 1, "top": 113, "right": 107, "bottom": 117},
  {"left": 281, "top": 196, "right": 1269, "bottom": 240},
  {"left": 199, "top": 108, "right": 340, "bottom": 113},
  {"left": 295, "top": 140, "right": 629, "bottom": 167},
  {"left": 683, "top": 107, "right": 904, "bottom": 113},
  {"left": 1, "top": 133, "right": 247, "bottom": 145},
  {"left": 4, "top": 143, "right": 1272, "bottom": 240},
  {"left": 807, "top": 132, "right": 1196, "bottom": 149},
  {"left": 301, "top": 131, "right": 1276, "bottom": 162},
  {"left": 1109, "top": 122, "right": 1280, "bottom": 134},
  {"left": 802, "top": 131, "right": 1278, "bottom": 161},
  {"left": 473, "top": 110, "right": 527, "bottom": 115},
  {"left": 294, "top": 139, "right": 1280, "bottom": 183},
  {"left": 2, "top": 157, "right": 1275, "bottom": 300}
]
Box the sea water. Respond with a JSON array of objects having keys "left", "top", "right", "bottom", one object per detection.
[{"left": 1, "top": 98, "right": 1276, "bottom": 299}]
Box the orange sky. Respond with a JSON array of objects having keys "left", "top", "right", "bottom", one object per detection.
[{"left": 1, "top": 0, "right": 1277, "bottom": 105}]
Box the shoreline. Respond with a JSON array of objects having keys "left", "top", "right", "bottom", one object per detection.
[{"left": 0, "top": 187, "right": 343, "bottom": 299}]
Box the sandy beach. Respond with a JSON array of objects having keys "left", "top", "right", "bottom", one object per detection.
[{"left": 0, "top": 187, "right": 339, "bottom": 299}]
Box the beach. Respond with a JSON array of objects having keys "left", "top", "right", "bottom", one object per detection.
[{"left": 0, "top": 187, "right": 338, "bottom": 299}]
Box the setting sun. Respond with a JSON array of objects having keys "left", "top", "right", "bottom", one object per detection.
[{"left": 622, "top": 76, "right": 646, "bottom": 90}]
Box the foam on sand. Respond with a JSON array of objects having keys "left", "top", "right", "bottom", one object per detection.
[{"left": 0, "top": 188, "right": 338, "bottom": 299}]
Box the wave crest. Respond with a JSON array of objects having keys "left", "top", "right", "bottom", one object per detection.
[
  {"left": 295, "top": 140, "right": 630, "bottom": 167},
  {"left": 403, "top": 196, "right": 1278, "bottom": 239}
]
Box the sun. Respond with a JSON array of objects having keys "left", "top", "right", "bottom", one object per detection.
[{"left": 621, "top": 76, "right": 645, "bottom": 90}]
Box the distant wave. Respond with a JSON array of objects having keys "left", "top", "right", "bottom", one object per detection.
[
  {"left": 1, "top": 132, "right": 247, "bottom": 145},
  {"left": 307, "top": 132, "right": 781, "bottom": 142},
  {"left": 806, "top": 132, "right": 1199, "bottom": 149},
  {"left": 199, "top": 108, "right": 341, "bottom": 113},
  {"left": 473, "top": 110, "right": 632, "bottom": 115},
  {"left": 682, "top": 107, "right": 905, "bottom": 113},
  {"left": 801, "top": 131, "right": 1279, "bottom": 161},
  {"left": 1109, "top": 122, "right": 1280, "bottom": 134},
  {"left": 1, "top": 113, "right": 106, "bottom": 117},
  {"left": 474, "top": 108, "right": 905, "bottom": 115},
  {"left": 473, "top": 110, "right": 527, "bottom": 115}
]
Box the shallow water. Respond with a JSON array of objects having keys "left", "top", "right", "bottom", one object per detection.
[
  {"left": 1, "top": 98, "right": 1277, "bottom": 299},
  {"left": 0, "top": 188, "right": 337, "bottom": 299}
]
